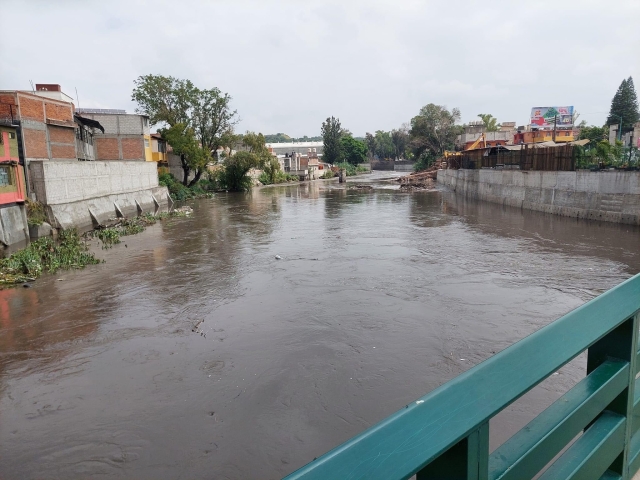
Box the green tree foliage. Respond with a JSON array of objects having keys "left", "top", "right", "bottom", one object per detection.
[
  {"left": 391, "top": 126, "right": 409, "bottom": 160},
  {"left": 218, "top": 132, "right": 271, "bottom": 192},
  {"left": 365, "top": 132, "right": 376, "bottom": 159},
  {"left": 409, "top": 104, "right": 461, "bottom": 158},
  {"left": 478, "top": 113, "right": 500, "bottom": 132},
  {"left": 607, "top": 77, "right": 640, "bottom": 133},
  {"left": 579, "top": 125, "right": 607, "bottom": 146},
  {"left": 321, "top": 116, "right": 342, "bottom": 164},
  {"left": 132, "top": 74, "right": 238, "bottom": 186},
  {"left": 340, "top": 135, "right": 367, "bottom": 165},
  {"left": 264, "top": 133, "right": 323, "bottom": 143},
  {"left": 374, "top": 130, "right": 395, "bottom": 159}
]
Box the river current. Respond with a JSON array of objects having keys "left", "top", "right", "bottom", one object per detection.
[{"left": 1, "top": 172, "right": 639, "bottom": 479}]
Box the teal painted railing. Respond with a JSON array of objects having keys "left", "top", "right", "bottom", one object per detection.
[{"left": 285, "top": 274, "right": 640, "bottom": 480}]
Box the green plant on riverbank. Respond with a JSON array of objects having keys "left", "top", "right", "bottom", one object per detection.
[
  {"left": 0, "top": 229, "right": 100, "bottom": 285},
  {"left": 335, "top": 162, "right": 356, "bottom": 176},
  {"left": 258, "top": 170, "right": 298, "bottom": 185},
  {"left": 159, "top": 172, "right": 215, "bottom": 201},
  {"left": 26, "top": 199, "right": 47, "bottom": 226},
  {"left": 321, "top": 170, "right": 335, "bottom": 179}
]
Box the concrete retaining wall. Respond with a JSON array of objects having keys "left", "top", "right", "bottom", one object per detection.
[
  {"left": 437, "top": 169, "right": 640, "bottom": 225},
  {"left": 29, "top": 160, "right": 170, "bottom": 230},
  {"left": 0, "top": 205, "right": 29, "bottom": 250}
]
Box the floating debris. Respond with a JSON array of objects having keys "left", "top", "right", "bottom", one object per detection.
[
  {"left": 192, "top": 319, "right": 204, "bottom": 332},
  {"left": 275, "top": 255, "right": 282, "bottom": 260}
]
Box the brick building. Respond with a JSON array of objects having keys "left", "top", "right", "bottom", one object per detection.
[
  {"left": 75, "top": 109, "right": 152, "bottom": 162},
  {"left": 0, "top": 86, "right": 77, "bottom": 163}
]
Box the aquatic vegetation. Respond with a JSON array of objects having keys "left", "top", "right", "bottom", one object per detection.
[{"left": 0, "top": 229, "right": 100, "bottom": 285}]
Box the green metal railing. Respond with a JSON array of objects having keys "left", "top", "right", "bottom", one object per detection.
[{"left": 285, "top": 274, "right": 640, "bottom": 480}]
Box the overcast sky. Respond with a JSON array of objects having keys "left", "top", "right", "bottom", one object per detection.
[{"left": 3, "top": 1, "right": 639, "bottom": 137}]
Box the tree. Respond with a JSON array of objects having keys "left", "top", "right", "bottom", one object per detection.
[
  {"left": 365, "top": 132, "right": 376, "bottom": 159},
  {"left": 607, "top": 77, "right": 640, "bottom": 133},
  {"left": 391, "top": 125, "right": 409, "bottom": 160},
  {"left": 409, "top": 104, "right": 461, "bottom": 158},
  {"left": 321, "top": 116, "right": 342, "bottom": 164},
  {"left": 161, "top": 123, "right": 209, "bottom": 185},
  {"left": 374, "top": 130, "right": 394, "bottom": 159},
  {"left": 579, "top": 125, "right": 607, "bottom": 147},
  {"left": 340, "top": 135, "right": 367, "bottom": 165},
  {"left": 478, "top": 113, "right": 500, "bottom": 132},
  {"left": 218, "top": 132, "right": 271, "bottom": 191},
  {"left": 132, "top": 74, "right": 238, "bottom": 186}
]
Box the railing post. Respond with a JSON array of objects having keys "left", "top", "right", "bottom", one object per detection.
[
  {"left": 586, "top": 314, "right": 639, "bottom": 479},
  {"left": 417, "top": 422, "right": 489, "bottom": 480}
]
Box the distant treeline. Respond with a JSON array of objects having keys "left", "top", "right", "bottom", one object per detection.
[{"left": 264, "top": 133, "right": 322, "bottom": 143}]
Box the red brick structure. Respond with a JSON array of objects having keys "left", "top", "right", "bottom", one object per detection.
[{"left": 0, "top": 89, "right": 77, "bottom": 162}]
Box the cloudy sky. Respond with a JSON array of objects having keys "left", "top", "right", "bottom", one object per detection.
[{"left": 3, "top": 1, "right": 639, "bottom": 137}]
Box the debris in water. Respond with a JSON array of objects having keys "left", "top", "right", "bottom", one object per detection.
[
  {"left": 192, "top": 319, "right": 204, "bottom": 332},
  {"left": 275, "top": 255, "right": 282, "bottom": 260},
  {"left": 23, "top": 283, "right": 32, "bottom": 288},
  {"left": 416, "top": 400, "right": 424, "bottom": 405}
]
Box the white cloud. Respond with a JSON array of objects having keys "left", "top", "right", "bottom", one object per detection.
[{"left": 2, "top": 0, "right": 638, "bottom": 135}]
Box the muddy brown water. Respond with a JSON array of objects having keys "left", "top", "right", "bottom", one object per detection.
[{"left": 1, "top": 172, "right": 639, "bottom": 479}]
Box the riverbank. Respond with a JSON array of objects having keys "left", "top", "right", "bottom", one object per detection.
[{"left": 438, "top": 168, "right": 640, "bottom": 225}]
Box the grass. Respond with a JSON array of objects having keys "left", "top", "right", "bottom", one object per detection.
[{"left": 87, "top": 211, "right": 183, "bottom": 249}]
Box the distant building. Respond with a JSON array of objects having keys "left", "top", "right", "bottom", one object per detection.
[
  {"left": 75, "top": 109, "right": 152, "bottom": 162},
  {"left": 513, "top": 128, "right": 575, "bottom": 145},
  {"left": 456, "top": 121, "right": 516, "bottom": 149},
  {"left": 266, "top": 141, "right": 324, "bottom": 156}
]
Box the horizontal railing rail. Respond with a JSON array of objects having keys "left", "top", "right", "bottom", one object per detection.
[{"left": 284, "top": 273, "right": 640, "bottom": 480}]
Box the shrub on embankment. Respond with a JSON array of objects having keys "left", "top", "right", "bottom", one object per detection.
[
  {"left": 0, "top": 229, "right": 100, "bottom": 285},
  {"left": 159, "top": 172, "right": 216, "bottom": 200}
]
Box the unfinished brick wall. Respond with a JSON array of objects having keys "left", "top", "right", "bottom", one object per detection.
[
  {"left": 48, "top": 125, "right": 75, "bottom": 144},
  {"left": 18, "top": 95, "right": 45, "bottom": 121},
  {"left": 95, "top": 138, "right": 120, "bottom": 160},
  {"left": 23, "top": 129, "right": 48, "bottom": 158},
  {"left": 50, "top": 144, "right": 76, "bottom": 159},
  {"left": 45, "top": 102, "right": 73, "bottom": 122},
  {"left": 121, "top": 138, "right": 144, "bottom": 160}
]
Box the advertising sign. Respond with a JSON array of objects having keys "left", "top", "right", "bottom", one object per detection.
[{"left": 530, "top": 106, "right": 574, "bottom": 128}]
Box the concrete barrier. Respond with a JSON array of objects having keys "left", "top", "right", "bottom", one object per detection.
[
  {"left": 29, "top": 160, "right": 170, "bottom": 230},
  {"left": 437, "top": 168, "right": 640, "bottom": 225},
  {"left": 0, "top": 205, "right": 29, "bottom": 250}
]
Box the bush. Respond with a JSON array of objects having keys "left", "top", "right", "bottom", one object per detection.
[
  {"left": 26, "top": 199, "right": 47, "bottom": 226},
  {"left": 414, "top": 152, "right": 437, "bottom": 172},
  {"left": 0, "top": 229, "right": 100, "bottom": 284},
  {"left": 159, "top": 171, "right": 215, "bottom": 200},
  {"left": 355, "top": 165, "right": 369, "bottom": 173},
  {"left": 335, "top": 162, "right": 357, "bottom": 176},
  {"left": 321, "top": 170, "right": 335, "bottom": 179}
]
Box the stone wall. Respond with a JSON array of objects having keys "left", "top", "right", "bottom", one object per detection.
[
  {"left": 437, "top": 169, "right": 640, "bottom": 225},
  {"left": 29, "top": 160, "right": 170, "bottom": 230}
]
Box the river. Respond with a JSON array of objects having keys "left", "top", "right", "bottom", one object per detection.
[{"left": 1, "top": 172, "right": 639, "bottom": 479}]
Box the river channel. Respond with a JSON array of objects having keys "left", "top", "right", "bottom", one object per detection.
[{"left": 1, "top": 172, "right": 639, "bottom": 479}]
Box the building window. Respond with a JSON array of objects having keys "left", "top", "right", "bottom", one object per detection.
[
  {"left": 0, "top": 165, "right": 15, "bottom": 187},
  {"left": 143, "top": 118, "right": 148, "bottom": 127},
  {"left": 8, "top": 132, "right": 16, "bottom": 139},
  {"left": 144, "top": 138, "right": 150, "bottom": 148}
]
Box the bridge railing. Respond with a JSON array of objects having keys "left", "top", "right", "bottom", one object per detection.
[{"left": 284, "top": 274, "right": 640, "bottom": 480}]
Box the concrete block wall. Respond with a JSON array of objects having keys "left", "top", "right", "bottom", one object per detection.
[
  {"left": 30, "top": 160, "right": 159, "bottom": 205},
  {"left": 29, "top": 160, "right": 169, "bottom": 230},
  {"left": 437, "top": 169, "right": 640, "bottom": 225}
]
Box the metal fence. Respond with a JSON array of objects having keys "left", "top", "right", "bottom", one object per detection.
[
  {"left": 285, "top": 273, "right": 640, "bottom": 479},
  {"left": 449, "top": 144, "right": 577, "bottom": 171}
]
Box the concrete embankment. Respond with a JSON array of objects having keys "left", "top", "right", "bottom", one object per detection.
[
  {"left": 29, "top": 160, "right": 170, "bottom": 231},
  {"left": 437, "top": 168, "right": 640, "bottom": 225}
]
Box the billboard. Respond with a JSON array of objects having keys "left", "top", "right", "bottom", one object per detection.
[{"left": 530, "top": 106, "right": 574, "bottom": 128}]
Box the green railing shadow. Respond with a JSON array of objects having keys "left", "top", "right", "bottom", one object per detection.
[{"left": 285, "top": 274, "right": 640, "bottom": 480}]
